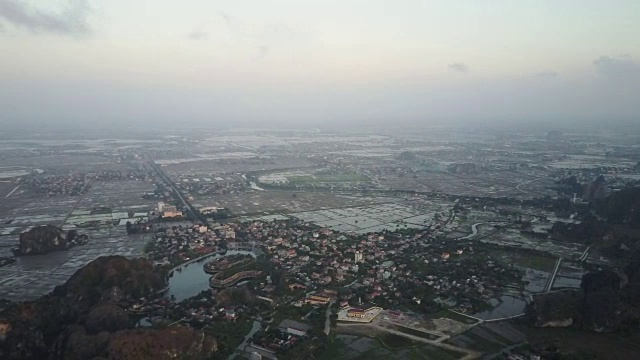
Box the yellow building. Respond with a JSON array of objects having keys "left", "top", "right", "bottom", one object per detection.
[{"left": 304, "top": 295, "right": 331, "bottom": 305}]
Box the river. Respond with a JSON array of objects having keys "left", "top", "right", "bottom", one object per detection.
[{"left": 457, "top": 222, "right": 483, "bottom": 240}]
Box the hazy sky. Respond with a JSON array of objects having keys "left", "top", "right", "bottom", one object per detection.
[{"left": 1, "top": 0, "right": 639, "bottom": 128}]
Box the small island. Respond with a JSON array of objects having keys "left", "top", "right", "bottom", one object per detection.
[
  {"left": 13, "top": 225, "right": 89, "bottom": 256},
  {"left": 203, "top": 254, "right": 254, "bottom": 275}
]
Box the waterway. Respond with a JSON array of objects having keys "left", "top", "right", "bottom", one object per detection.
[
  {"left": 165, "top": 250, "right": 257, "bottom": 302},
  {"left": 249, "top": 181, "right": 264, "bottom": 191},
  {"left": 471, "top": 267, "right": 548, "bottom": 321},
  {"left": 472, "top": 295, "right": 527, "bottom": 320},
  {"left": 457, "top": 222, "right": 483, "bottom": 240}
]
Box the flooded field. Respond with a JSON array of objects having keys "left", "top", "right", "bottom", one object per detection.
[
  {"left": 199, "top": 191, "right": 386, "bottom": 216},
  {"left": 0, "top": 229, "right": 148, "bottom": 301},
  {"left": 472, "top": 296, "right": 528, "bottom": 320},
  {"left": 289, "top": 201, "right": 451, "bottom": 234}
]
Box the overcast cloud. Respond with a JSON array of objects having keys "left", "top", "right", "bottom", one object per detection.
[
  {"left": 448, "top": 62, "right": 469, "bottom": 74},
  {"left": 534, "top": 71, "right": 559, "bottom": 79},
  {"left": 0, "top": 0, "right": 639, "bottom": 128},
  {"left": 593, "top": 55, "right": 640, "bottom": 79},
  {"left": 0, "top": 0, "right": 91, "bottom": 35},
  {"left": 186, "top": 30, "right": 209, "bottom": 40}
]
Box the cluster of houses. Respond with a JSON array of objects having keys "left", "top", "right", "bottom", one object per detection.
[
  {"left": 26, "top": 173, "right": 90, "bottom": 196},
  {"left": 145, "top": 223, "right": 239, "bottom": 266},
  {"left": 26, "top": 167, "right": 158, "bottom": 197},
  {"left": 146, "top": 216, "right": 521, "bottom": 316},
  {"left": 174, "top": 176, "right": 246, "bottom": 197},
  {"left": 233, "top": 219, "right": 521, "bottom": 314}
]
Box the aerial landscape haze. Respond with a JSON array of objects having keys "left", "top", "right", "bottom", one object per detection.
[{"left": 1, "top": 1, "right": 640, "bottom": 359}]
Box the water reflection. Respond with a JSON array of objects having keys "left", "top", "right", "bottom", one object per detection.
[
  {"left": 473, "top": 295, "right": 527, "bottom": 320},
  {"left": 165, "top": 250, "right": 256, "bottom": 302}
]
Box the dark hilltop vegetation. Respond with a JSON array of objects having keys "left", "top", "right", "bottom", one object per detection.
[
  {"left": 0, "top": 256, "right": 218, "bottom": 360},
  {"left": 14, "top": 225, "right": 89, "bottom": 256}
]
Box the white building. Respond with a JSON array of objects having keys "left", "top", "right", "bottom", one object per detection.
[{"left": 354, "top": 251, "right": 363, "bottom": 263}]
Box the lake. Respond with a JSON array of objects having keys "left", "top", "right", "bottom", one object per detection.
[{"left": 165, "top": 250, "right": 257, "bottom": 302}]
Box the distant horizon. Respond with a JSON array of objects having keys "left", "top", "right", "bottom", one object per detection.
[
  {"left": 2, "top": 116, "right": 640, "bottom": 140},
  {"left": 2, "top": 1, "right": 639, "bottom": 129}
]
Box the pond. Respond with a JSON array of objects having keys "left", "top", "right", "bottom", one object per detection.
[
  {"left": 472, "top": 295, "right": 527, "bottom": 320},
  {"left": 520, "top": 267, "right": 550, "bottom": 294},
  {"left": 165, "top": 250, "right": 257, "bottom": 302},
  {"left": 552, "top": 276, "right": 582, "bottom": 289}
]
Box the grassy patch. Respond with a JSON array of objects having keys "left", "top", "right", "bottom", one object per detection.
[
  {"left": 489, "top": 249, "right": 557, "bottom": 272},
  {"left": 317, "top": 337, "right": 349, "bottom": 360},
  {"left": 270, "top": 305, "right": 314, "bottom": 328},
  {"left": 451, "top": 330, "right": 505, "bottom": 354},
  {"left": 378, "top": 334, "right": 416, "bottom": 349},
  {"left": 392, "top": 325, "right": 440, "bottom": 340},
  {"left": 318, "top": 334, "right": 464, "bottom": 360},
  {"left": 412, "top": 344, "right": 464, "bottom": 360}
]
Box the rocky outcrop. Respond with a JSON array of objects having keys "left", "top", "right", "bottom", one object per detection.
[
  {"left": 526, "top": 252, "right": 640, "bottom": 333},
  {"left": 583, "top": 175, "right": 609, "bottom": 201},
  {"left": 84, "top": 303, "right": 131, "bottom": 334},
  {"left": 554, "top": 175, "right": 583, "bottom": 196},
  {"left": 0, "top": 256, "right": 196, "bottom": 360},
  {"left": 106, "top": 327, "right": 217, "bottom": 360},
  {"left": 17, "top": 225, "right": 67, "bottom": 255},
  {"left": 55, "top": 326, "right": 217, "bottom": 360},
  {"left": 551, "top": 187, "right": 640, "bottom": 258},
  {"left": 15, "top": 225, "right": 89, "bottom": 256},
  {"left": 526, "top": 290, "right": 581, "bottom": 327},
  {"left": 61, "top": 256, "right": 166, "bottom": 302},
  {"left": 593, "top": 186, "right": 640, "bottom": 228}
]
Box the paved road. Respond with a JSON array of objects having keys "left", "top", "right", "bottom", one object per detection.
[
  {"left": 5, "top": 184, "right": 20, "bottom": 198},
  {"left": 545, "top": 258, "right": 563, "bottom": 292},
  {"left": 229, "top": 320, "right": 262, "bottom": 360},
  {"left": 324, "top": 299, "right": 336, "bottom": 335},
  {"left": 60, "top": 179, "right": 93, "bottom": 226},
  {"left": 579, "top": 246, "right": 590, "bottom": 262},
  {"left": 148, "top": 160, "right": 207, "bottom": 225}
]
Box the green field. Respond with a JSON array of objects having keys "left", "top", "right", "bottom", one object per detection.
[
  {"left": 488, "top": 249, "right": 558, "bottom": 272},
  {"left": 378, "top": 334, "right": 415, "bottom": 349},
  {"left": 318, "top": 335, "right": 464, "bottom": 360}
]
